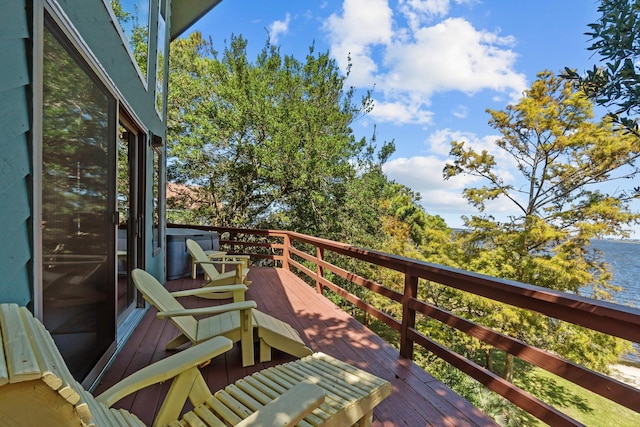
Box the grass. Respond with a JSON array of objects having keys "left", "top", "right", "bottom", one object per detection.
[{"left": 519, "top": 368, "right": 640, "bottom": 427}]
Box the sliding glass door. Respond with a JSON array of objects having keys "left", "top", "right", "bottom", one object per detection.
[{"left": 41, "top": 16, "right": 117, "bottom": 381}]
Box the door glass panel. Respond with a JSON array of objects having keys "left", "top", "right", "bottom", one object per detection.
[
  {"left": 41, "top": 19, "right": 116, "bottom": 380},
  {"left": 117, "top": 124, "right": 141, "bottom": 322},
  {"left": 117, "top": 126, "right": 135, "bottom": 317},
  {"left": 152, "top": 146, "right": 161, "bottom": 251}
]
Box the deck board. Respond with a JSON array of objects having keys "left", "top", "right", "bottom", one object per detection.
[{"left": 94, "top": 266, "right": 498, "bottom": 426}]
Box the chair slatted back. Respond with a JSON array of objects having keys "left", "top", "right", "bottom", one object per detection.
[
  {"left": 186, "top": 239, "right": 222, "bottom": 280},
  {"left": 132, "top": 269, "right": 198, "bottom": 342}
]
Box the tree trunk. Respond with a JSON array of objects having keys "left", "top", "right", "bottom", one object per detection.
[
  {"left": 503, "top": 352, "right": 514, "bottom": 382},
  {"left": 485, "top": 349, "right": 493, "bottom": 372},
  {"left": 362, "top": 311, "right": 370, "bottom": 327}
]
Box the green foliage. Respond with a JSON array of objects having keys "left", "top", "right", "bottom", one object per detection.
[
  {"left": 167, "top": 33, "right": 394, "bottom": 243},
  {"left": 441, "top": 70, "right": 637, "bottom": 377},
  {"left": 110, "top": 0, "right": 129, "bottom": 22},
  {"left": 474, "top": 389, "right": 534, "bottom": 427},
  {"left": 415, "top": 345, "right": 534, "bottom": 426},
  {"left": 449, "top": 70, "right": 639, "bottom": 284},
  {"left": 384, "top": 183, "right": 448, "bottom": 247},
  {"left": 562, "top": 0, "right": 640, "bottom": 135}
]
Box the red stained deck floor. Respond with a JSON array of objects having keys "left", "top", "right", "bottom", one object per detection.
[{"left": 94, "top": 267, "right": 498, "bottom": 426}]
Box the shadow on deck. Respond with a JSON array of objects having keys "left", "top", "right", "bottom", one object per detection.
[{"left": 94, "top": 266, "right": 498, "bottom": 426}]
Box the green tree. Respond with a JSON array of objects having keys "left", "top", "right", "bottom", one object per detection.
[
  {"left": 110, "top": 0, "right": 129, "bottom": 22},
  {"left": 373, "top": 182, "right": 450, "bottom": 288},
  {"left": 442, "top": 71, "right": 637, "bottom": 377},
  {"left": 563, "top": 0, "right": 640, "bottom": 135},
  {"left": 166, "top": 33, "right": 394, "bottom": 241}
]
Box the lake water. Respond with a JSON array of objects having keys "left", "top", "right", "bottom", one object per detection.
[
  {"left": 591, "top": 239, "right": 640, "bottom": 309},
  {"left": 590, "top": 239, "right": 640, "bottom": 362}
]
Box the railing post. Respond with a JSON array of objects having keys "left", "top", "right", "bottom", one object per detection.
[
  {"left": 400, "top": 272, "right": 418, "bottom": 359},
  {"left": 315, "top": 246, "right": 324, "bottom": 293},
  {"left": 230, "top": 232, "right": 237, "bottom": 253},
  {"left": 282, "top": 233, "right": 290, "bottom": 270}
]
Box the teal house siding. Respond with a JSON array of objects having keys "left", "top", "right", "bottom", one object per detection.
[{"left": 0, "top": 0, "right": 34, "bottom": 305}]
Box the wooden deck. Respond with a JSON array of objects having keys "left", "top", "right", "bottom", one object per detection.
[{"left": 94, "top": 267, "right": 498, "bottom": 426}]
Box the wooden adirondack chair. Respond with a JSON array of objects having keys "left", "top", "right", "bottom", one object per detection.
[
  {"left": 186, "top": 239, "right": 250, "bottom": 299},
  {"left": 132, "top": 268, "right": 312, "bottom": 367},
  {"left": 191, "top": 249, "right": 251, "bottom": 278},
  {"left": 0, "top": 303, "right": 391, "bottom": 427}
]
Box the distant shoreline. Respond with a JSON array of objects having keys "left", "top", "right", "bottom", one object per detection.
[
  {"left": 598, "top": 238, "right": 640, "bottom": 244},
  {"left": 611, "top": 363, "right": 640, "bottom": 388},
  {"left": 450, "top": 229, "right": 640, "bottom": 243}
]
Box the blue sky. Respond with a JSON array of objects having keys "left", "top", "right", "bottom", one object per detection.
[{"left": 183, "top": 0, "right": 638, "bottom": 237}]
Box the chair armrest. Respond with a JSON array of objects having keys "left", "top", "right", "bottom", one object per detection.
[
  {"left": 204, "top": 250, "right": 227, "bottom": 256},
  {"left": 205, "top": 260, "right": 245, "bottom": 266},
  {"left": 95, "top": 336, "right": 234, "bottom": 407},
  {"left": 170, "top": 284, "right": 247, "bottom": 298},
  {"left": 156, "top": 301, "right": 257, "bottom": 319},
  {"left": 208, "top": 254, "right": 250, "bottom": 260},
  {"left": 235, "top": 381, "right": 325, "bottom": 427},
  {"left": 194, "top": 259, "right": 246, "bottom": 267}
]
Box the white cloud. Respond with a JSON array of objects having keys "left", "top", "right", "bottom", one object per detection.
[
  {"left": 426, "top": 128, "right": 517, "bottom": 181},
  {"left": 325, "top": 0, "right": 393, "bottom": 46},
  {"left": 382, "top": 18, "right": 526, "bottom": 98},
  {"left": 452, "top": 105, "right": 468, "bottom": 119},
  {"left": 321, "top": 1, "right": 528, "bottom": 122},
  {"left": 383, "top": 154, "right": 522, "bottom": 225},
  {"left": 426, "top": 128, "right": 491, "bottom": 155},
  {"left": 324, "top": 0, "right": 393, "bottom": 85},
  {"left": 268, "top": 13, "right": 291, "bottom": 44},
  {"left": 398, "top": 0, "right": 482, "bottom": 30},
  {"left": 369, "top": 98, "right": 434, "bottom": 124},
  {"left": 319, "top": 1, "right": 535, "bottom": 225},
  {"left": 398, "top": 0, "right": 451, "bottom": 32}
]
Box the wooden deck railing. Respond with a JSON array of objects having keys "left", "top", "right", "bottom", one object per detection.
[{"left": 169, "top": 224, "right": 640, "bottom": 426}]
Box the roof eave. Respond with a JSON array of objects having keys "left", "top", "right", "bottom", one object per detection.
[{"left": 170, "top": 0, "right": 224, "bottom": 41}]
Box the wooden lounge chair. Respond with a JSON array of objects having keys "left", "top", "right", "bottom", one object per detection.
[
  {"left": 187, "top": 239, "right": 251, "bottom": 299},
  {"left": 0, "top": 303, "right": 390, "bottom": 426},
  {"left": 132, "top": 268, "right": 313, "bottom": 367}
]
